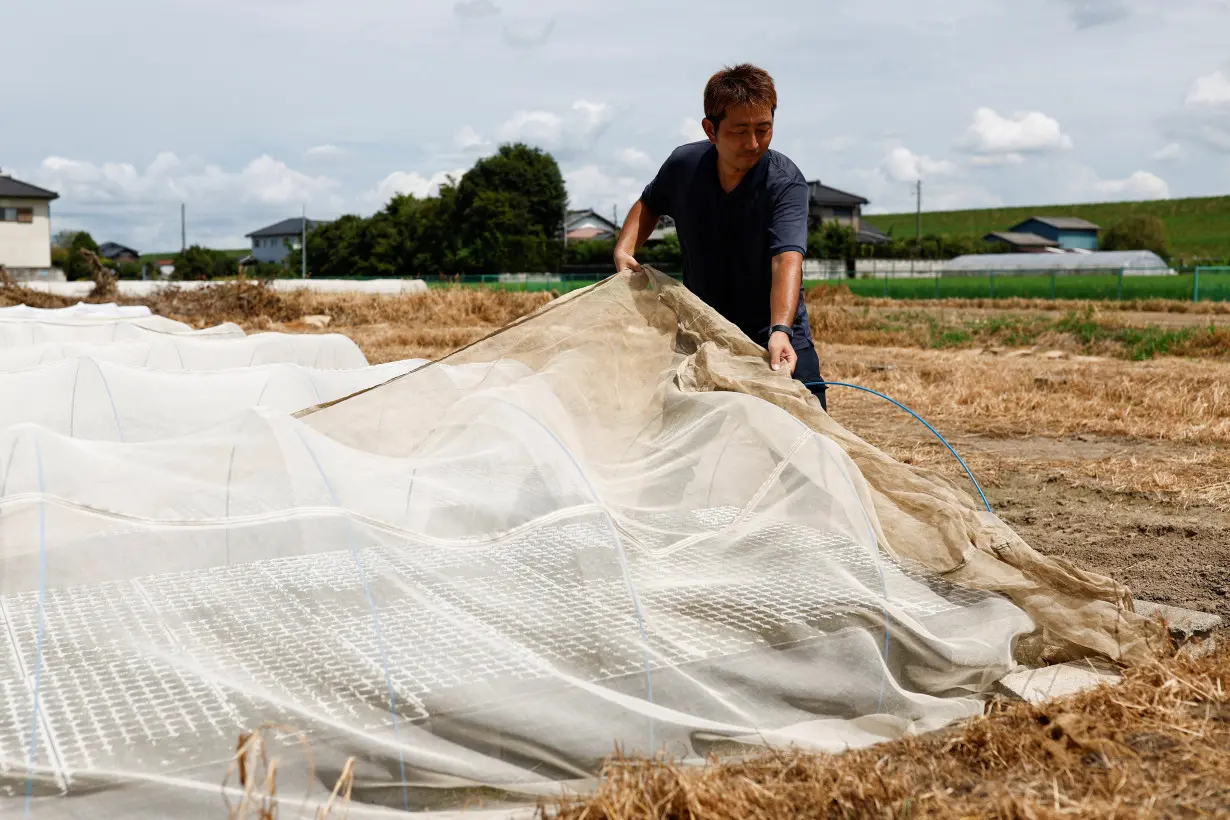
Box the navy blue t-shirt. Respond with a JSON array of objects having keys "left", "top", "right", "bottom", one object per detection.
[{"left": 641, "top": 141, "right": 813, "bottom": 350}]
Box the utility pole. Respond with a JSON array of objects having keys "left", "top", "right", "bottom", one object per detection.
[
  {"left": 301, "top": 203, "right": 307, "bottom": 279},
  {"left": 915, "top": 180, "right": 922, "bottom": 246},
  {"left": 181, "top": 203, "right": 186, "bottom": 251},
  {"left": 562, "top": 203, "right": 568, "bottom": 248}
]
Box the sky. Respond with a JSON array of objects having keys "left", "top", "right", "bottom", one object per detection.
[{"left": 3, "top": 0, "right": 1230, "bottom": 251}]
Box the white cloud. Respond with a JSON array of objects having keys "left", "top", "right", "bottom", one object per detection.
[
  {"left": 969, "top": 152, "right": 1026, "bottom": 167},
  {"left": 454, "top": 0, "right": 500, "bottom": 19},
  {"left": 1185, "top": 68, "right": 1230, "bottom": 107},
  {"left": 572, "top": 100, "right": 613, "bottom": 133},
  {"left": 880, "top": 145, "right": 955, "bottom": 182},
  {"left": 849, "top": 144, "right": 1000, "bottom": 214},
  {"left": 305, "top": 144, "right": 347, "bottom": 159},
  {"left": 494, "top": 99, "right": 614, "bottom": 155},
  {"left": 616, "top": 147, "right": 652, "bottom": 170},
  {"left": 36, "top": 152, "right": 340, "bottom": 207},
  {"left": 455, "top": 125, "right": 491, "bottom": 152},
  {"left": 502, "top": 17, "right": 555, "bottom": 49},
  {"left": 1059, "top": 0, "right": 1133, "bottom": 29},
  {"left": 29, "top": 152, "right": 343, "bottom": 249},
  {"left": 366, "top": 168, "right": 466, "bottom": 205},
  {"left": 1175, "top": 64, "right": 1230, "bottom": 152},
  {"left": 1151, "top": 142, "right": 1182, "bottom": 161},
  {"left": 563, "top": 165, "right": 642, "bottom": 217},
  {"left": 1092, "top": 170, "right": 1170, "bottom": 200},
  {"left": 956, "top": 107, "right": 1074, "bottom": 156},
  {"left": 497, "top": 110, "right": 565, "bottom": 145},
  {"left": 679, "top": 118, "right": 708, "bottom": 143}
]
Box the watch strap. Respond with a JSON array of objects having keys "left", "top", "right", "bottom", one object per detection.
[{"left": 769, "top": 324, "right": 794, "bottom": 339}]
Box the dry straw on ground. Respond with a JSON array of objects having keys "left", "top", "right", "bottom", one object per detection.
[
  {"left": 825, "top": 344, "right": 1230, "bottom": 444},
  {"left": 543, "top": 645, "right": 1230, "bottom": 820}
]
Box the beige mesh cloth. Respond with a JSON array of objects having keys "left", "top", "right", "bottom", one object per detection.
[
  {"left": 2, "top": 268, "right": 1161, "bottom": 817},
  {"left": 306, "top": 267, "right": 1161, "bottom": 669}
]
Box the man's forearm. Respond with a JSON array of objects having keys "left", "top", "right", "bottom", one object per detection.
[
  {"left": 615, "top": 200, "right": 658, "bottom": 256},
  {"left": 770, "top": 251, "right": 803, "bottom": 331}
]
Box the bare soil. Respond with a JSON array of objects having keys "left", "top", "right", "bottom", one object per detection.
[
  {"left": 990, "top": 472, "right": 1230, "bottom": 625},
  {"left": 825, "top": 377, "right": 1230, "bottom": 630}
]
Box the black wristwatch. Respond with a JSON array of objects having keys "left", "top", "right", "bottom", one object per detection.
[{"left": 769, "top": 324, "right": 794, "bottom": 340}]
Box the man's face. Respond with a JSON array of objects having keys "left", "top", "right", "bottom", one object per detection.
[{"left": 705, "top": 103, "right": 774, "bottom": 172}]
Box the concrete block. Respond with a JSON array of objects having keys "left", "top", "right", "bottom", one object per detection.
[
  {"left": 1134, "top": 600, "right": 1223, "bottom": 640},
  {"left": 996, "top": 660, "right": 1122, "bottom": 705}
]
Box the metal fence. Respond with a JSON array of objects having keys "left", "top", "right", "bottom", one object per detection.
[{"left": 815, "top": 266, "right": 1230, "bottom": 303}]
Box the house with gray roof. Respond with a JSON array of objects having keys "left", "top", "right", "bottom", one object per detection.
[
  {"left": 98, "top": 241, "right": 140, "bottom": 262},
  {"left": 0, "top": 173, "right": 59, "bottom": 279},
  {"left": 806, "top": 181, "right": 887, "bottom": 244},
  {"left": 983, "top": 231, "right": 1061, "bottom": 253},
  {"left": 1007, "top": 216, "right": 1100, "bottom": 251},
  {"left": 245, "top": 217, "right": 330, "bottom": 264}
]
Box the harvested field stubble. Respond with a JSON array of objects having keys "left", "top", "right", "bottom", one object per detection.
[
  {"left": 545, "top": 646, "right": 1230, "bottom": 820},
  {"left": 136, "top": 280, "right": 552, "bottom": 332},
  {"left": 825, "top": 344, "right": 1230, "bottom": 444}
]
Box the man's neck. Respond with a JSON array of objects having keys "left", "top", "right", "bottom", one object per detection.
[{"left": 715, "top": 155, "right": 750, "bottom": 193}]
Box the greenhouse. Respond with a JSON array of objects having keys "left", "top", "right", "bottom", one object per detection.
[{"left": 944, "top": 250, "right": 1172, "bottom": 276}]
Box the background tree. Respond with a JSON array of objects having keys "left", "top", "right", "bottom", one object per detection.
[
  {"left": 454, "top": 144, "right": 566, "bottom": 273},
  {"left": 172, "top": 245, "right": 237, "bottom": 280},
  {"left": 302, "top": 143, "right": 568, "bottom": 278},
  {"left": 456, "top": 144, "right": 567, "bottom": 237},
  {"left": 306, "top": 214, "right": 397, "bottom": 279},
  {"left": 51, "top": 230, "right": 103, "bottom": 280},
  {"left": 1101, "top": 214, "right": 1170, "bottom": 260}
]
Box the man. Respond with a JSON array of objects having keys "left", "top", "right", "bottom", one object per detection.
[{"left": 613, "top": 63, "right": 826, "bottom": 410}]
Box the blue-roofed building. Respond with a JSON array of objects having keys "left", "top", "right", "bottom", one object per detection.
[{"left": 1008, "top": 216, "right": 1100, "bottom": 251}]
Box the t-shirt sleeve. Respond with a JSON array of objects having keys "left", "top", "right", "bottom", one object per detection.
[
  {"left": 639, "top": 154, "right": 675, "bottom": 217},
  {"left": 768, "top": 177, "right": 809, "bottom": 256}
]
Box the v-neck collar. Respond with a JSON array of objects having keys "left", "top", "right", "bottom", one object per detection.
[{"left": 705, "top": 145, "right": 769, "bottom": 199}]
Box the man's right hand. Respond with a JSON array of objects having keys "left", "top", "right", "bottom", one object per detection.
[{"left": 613, "top": 248, "right": 642, "bottom": 272}]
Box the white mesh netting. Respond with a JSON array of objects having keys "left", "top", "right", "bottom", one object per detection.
[{"left": 0, "top": 270, "right": 1159, "bottom": 817}]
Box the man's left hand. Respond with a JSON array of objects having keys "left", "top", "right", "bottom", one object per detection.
[{"left": 768, "top": 332, "right": 797, "bottom": 375}]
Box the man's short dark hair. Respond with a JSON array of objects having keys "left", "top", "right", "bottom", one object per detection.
[{"left": 703, "top": 63, "right": 778, "bottom": 126}]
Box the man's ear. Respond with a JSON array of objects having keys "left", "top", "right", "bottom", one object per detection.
[{"left": 701, "top": 118, "right": 718, "bottom": 144}]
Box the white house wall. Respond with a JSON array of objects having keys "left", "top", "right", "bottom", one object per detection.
[
  {"left": 251, "top": 236, "right": 295, "bottom": 264},
  {"left": 0, "top": 199, "right": 52, "bottom": 269}
]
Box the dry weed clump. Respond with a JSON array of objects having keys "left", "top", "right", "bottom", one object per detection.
[
  {"left": 224, "top": 722, "right": 356, "bottom": 820},
  {"left": 0, "top": 280, "right": 78, "bottom": 310},
  {"left": 133, "top": 280, "right": 552, "bottom": 329},
  {"left": 111, "top": 281, "right": 552, "bottom": 361},
  {"left": 545, "top": 645, "right": 1230, "bottom": 819}
]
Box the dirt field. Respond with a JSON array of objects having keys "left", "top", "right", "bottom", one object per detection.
[{"left": 821, "top": 348, "right": 1230, "bottom": 626}]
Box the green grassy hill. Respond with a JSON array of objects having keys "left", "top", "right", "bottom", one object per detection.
[{"left": 863, "top": 196, "right": 1230, "bottom": 264}]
